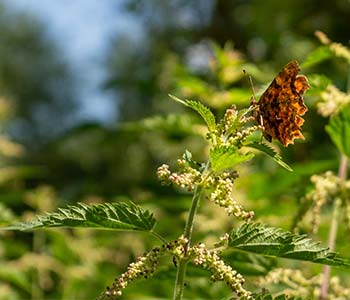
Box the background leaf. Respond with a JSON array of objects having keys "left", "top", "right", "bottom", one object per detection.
[
  {"left": 325, "top": 106, "right": 350, "bottom": 158},
  {"left": 5, "top": 202, "right": 156, "bottom": 232},
  {"left": 302, "top": 46, "right": 333, "bottom": 68},
  {"left": 121, "top": 114, "right": 205, "bottom": 138}
]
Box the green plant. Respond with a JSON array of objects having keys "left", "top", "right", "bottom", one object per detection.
[
  {"left": 3, "top": 33, "right": 350, "bottom": 300},
  {"left": 4, "top": 83, "right": 350, "bottom": 300}
]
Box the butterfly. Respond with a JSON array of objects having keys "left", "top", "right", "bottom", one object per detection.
[{"left": 255, "top": 60, "right": 309, "bottom": 146}]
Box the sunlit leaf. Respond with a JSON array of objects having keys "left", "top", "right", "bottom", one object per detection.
[
  {"left": 245, "top": 142, "right": 292, "bottom": 171},
  {"left": 5, "top": 202, "right": 156, "bottom": 232},
  {"left": 229, "top": 222, "right": 350, "bottom": 267},
  {"left": 210, "top": 146, "right": 254, "bottom": 172},
  {"left": 325, "top": 106, "right": 350, "bottom": 158},
  {"left": 169, "top": 94, "right": 216, "bottom": 131}
]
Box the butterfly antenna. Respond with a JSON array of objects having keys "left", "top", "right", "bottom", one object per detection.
[
  {"left": 243, "top": 69, "right": 264, "bottom": 139},
  {"left": 243, "top": 69, "right": 257, "bottom": 104}
]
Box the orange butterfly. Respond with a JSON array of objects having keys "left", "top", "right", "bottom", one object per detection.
[{"left": 255, "top": 60, "right": 309, "bottom": 146}]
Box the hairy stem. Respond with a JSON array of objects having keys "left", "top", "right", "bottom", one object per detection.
[
  {"left": 320, "top": 154, "right": 348, "bottom": 300},
  {"left": 173, "top": 182, "right": 206, "bottom": 300}
]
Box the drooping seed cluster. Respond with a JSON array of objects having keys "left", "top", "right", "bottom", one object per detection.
[
  {"left": 157, "top": 159, "right": 202, "bottom": 192},
  {"left": 188, "top": 242, "right": 253, "bottom": 300},
  {"left": 317, "top": 84, "right": 350, "bottom": 117},
  {"left": 158, "top": 160, "right": 253, "bottom": 221},
  {"left": 314, "top": 31, "right": 350, "bottom": 117},
  {"left": 99, "top": 237, "right": 253, "bottom": 300},
  {"left": 99, "top": 238, "right": 188, "bottom": 300},
  {"left": 205, "top": 172, "right": 254, "bottom": 221},
  {"left": 299, "top": 171, "right": 350, "bottom": 234}
]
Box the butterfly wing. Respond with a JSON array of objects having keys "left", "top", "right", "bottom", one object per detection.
[{"left": 257, "top": 61, "right": 309, "bottom": 146}]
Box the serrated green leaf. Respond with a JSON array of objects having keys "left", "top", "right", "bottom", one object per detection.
[
  {"left": 229, "top": 222, "right": 350, "bottom": 267},
  {"left": 302, "top": 46, "right": 333, "bottom": 68},
  {"left": 4, "top": 202, "right": 156, "bottom": 232},
  {"left": 169, "top": 94, "right": 216, "bottom": 131},
  {"left": 210, "top": 146, "right": 254, "bottom": 172},
  {"left": 325, "top": 106, "right": 350, "bottom": 158},
  {"left": 245, "top": 142, "right": 293, "bottom": 171}
]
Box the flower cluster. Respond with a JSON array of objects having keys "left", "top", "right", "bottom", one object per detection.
[
  {"left": 101, "top": 247, "right": 161, "bottom": 299},
  {"left": 99, "top": 238, "right": 188, "bottom": 300},
  {"left": 226, "top": 124, "right": 260, "bottom": 149},
  {"left": 300, "top": 171, "right": 350, "bottom": 234},
  {"left": 223, "top": 105, "right": 239, "bottom": 132},
  {"left": 157, "top": 159, "right": 202, "bottom": 192},
  {"left": 317, "top": 84, "right": 350, "bottom": 117},
  {"left": 189, "top": 242, "right": 253, "bottom": 299},
  {"left": 313, "top": 31, "right": 350, "bottom": 118},
  {"left": 99, "top": 236, "right": 252, "bottom": 300},
  {"left": 260, "top": 268, "right": 350, "bottom": 299},
  {"left": 205, "top": 171, "right": 254, "bottom": 221},
  {"left": 158, "top": 155, "right": 253, "bottom": 221},
  {"left": 209, "top": 104, "right": 259, "bottom": 149}
]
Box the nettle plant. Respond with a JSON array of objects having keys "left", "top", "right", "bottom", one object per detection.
[{"left": 5, "top": 32, "right": 350, "bottom": 300}]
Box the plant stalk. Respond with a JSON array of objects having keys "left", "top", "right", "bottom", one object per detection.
[
  {"left": 173, "top": 183, "right": 206, "bottom": 300},
  {"left": 320, "top": 154, "right": 348, "bottom": 300}
]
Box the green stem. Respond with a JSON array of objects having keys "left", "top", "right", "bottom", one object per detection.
[
  {"left": 320, "top": 154, "right": 348, "bottom": 300},
  {"left": 173, "top": 181, "right": 206, "bottom": 300}
]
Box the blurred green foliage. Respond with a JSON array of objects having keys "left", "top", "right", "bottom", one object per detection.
[{"left": 0, "top": 0, "right": 350, "bottom": 299}]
